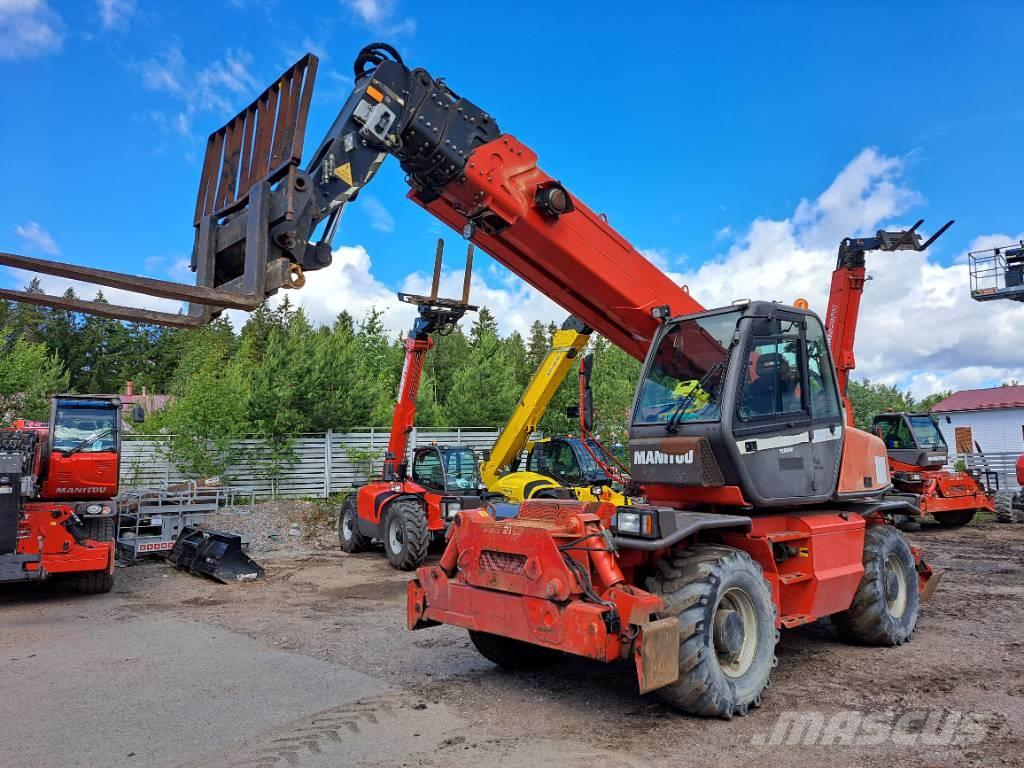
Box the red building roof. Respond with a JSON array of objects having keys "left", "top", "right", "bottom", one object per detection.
[{"left": 932, "top": 385, "right": 1024, "bottom": 413}]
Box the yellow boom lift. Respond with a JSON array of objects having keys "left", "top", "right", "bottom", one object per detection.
[{"left": 480, "top": 317, "right": 633, "bottom": 504}]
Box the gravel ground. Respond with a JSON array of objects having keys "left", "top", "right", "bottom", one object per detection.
[{"left": 2, "top": 507, "right": 1023, "bottom": 768}]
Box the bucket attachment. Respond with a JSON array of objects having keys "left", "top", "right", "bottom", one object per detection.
[
  {"left": 0, "top": 54, "right": 324, "bottom": 327},
  {"left": 168, "top": 526, "right": 265, "bottom": 583}
]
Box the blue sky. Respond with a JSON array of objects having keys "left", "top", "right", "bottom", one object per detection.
[{"left": 2, "top": 0, "right": 1024, "bottom": 393}]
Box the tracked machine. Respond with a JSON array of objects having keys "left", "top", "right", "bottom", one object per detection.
[
  {"left": 0, "top": 395, "right": 126, "bottom": 592},
  {"left": 1, "top": 43, "right": 941, "bottom": 717}
]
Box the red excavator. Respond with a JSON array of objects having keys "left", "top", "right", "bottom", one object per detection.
[
  {"left": 0, "top": 44, "right": 940, "bottom": 718},
  {"left": 822, "top": 223, "right": 997, "bottom": 528},
  {"left": 0, "top": 395, "right": 129, "bottom": 592},
  {"left": 337, "top": 241, "right": 498, "bottom": 570}
]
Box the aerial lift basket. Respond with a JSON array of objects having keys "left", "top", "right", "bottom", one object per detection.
[
  {"left": 969, "top": 241, "right": 1024, "bottom": 303},
  {"left": 0, "top": 55, "right": 323, "bottom": 327},
  {"left": 168, "top": 526, "right": 265, "bottom": 583}
]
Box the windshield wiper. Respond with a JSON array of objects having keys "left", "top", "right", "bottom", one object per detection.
[
  {"left": 66, "top": 428, "right": 114, "bottom": 455},
  {"left": 665, "top": 362, "right": 723, "bottom": 433}
]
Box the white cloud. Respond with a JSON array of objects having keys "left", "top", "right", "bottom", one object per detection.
[
  {"left": 361, "top": 195, "right": 396, "bottom": 233},
  {"left": 14, "top": 221, "right": 59, "bottom": 255},
  {"left": 672, "top": 148, "right": 1024, "bottom": 396},
  {"left": 340, "top": 0, "right": 415, "bottom": 36},
  {"left": 96, "top": 0, "right": 135, "bottom": 29},
  {"left": 0, "top": 0, "right": 64, "bottom": 60},
  {"left": 138, "top": 46, "right": 185, "bottom": 94}
]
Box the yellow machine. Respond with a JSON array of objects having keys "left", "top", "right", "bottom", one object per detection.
[{"left": 480, "top": 317, "right": 632, "bottom": 504}]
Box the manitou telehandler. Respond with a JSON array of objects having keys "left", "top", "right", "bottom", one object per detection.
[
  {"left": 480, "top": 316, "right": 633, "bottom": 504},
  {"left": 821, "top": 222, "right": 998, "bottom": 528},
  {"left": 336, "top": 241, "right": 498, "bottom": 570},
  {"left": 0, "top": 43, "right": 941, "bottom": 718},
  {"left": 0, "top": 395, "right": 128, "bottom": 592}
]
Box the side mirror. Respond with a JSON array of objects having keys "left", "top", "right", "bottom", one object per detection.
[
  {"left": 131, "top": 405, "right": 146, "bottom": 424},
  {"left": 481, "top": 449, "right": 491, "bottom": 461},
  {"left": 565, "top": 405, "right": 580, "bottom": 419}
]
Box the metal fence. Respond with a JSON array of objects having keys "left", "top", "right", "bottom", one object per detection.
[
  {"left": 120, "top": 428, "right": 500, "bottom": 499},
  {"left": 954, "top": 452, "right": 1021, "bottom": 492}
]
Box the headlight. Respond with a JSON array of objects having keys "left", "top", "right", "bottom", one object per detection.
[
  {"left": 611, "top": 509, "right": 660, "bottom": 539},
  {"left": 391, "top": 483, "right": 403, "bottom": 493},
  {"left": 906, "top": 473, "right": 922, "bottom": 482},
  {"left": 591, "top": 485, "right": 605, "bottom": 500},
  {"left": 442, "top": 500, "right": 461, "bottom": 520},
  {"left": 86, "top": 504, "right": 103, "bottom": 514}
]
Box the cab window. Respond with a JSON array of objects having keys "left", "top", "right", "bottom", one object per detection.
[
  {"left": 52, "top": 406, "right": 118, "bottom": 453},
  {"left": 738, "top": 323, "right": 803, "bottom": 419},
  {"left": 443, "top": 449, "right": 479, "bottom": 490},
  {"left": 412, "top": 450, "right": 444, "bottom": 489},
  {"left": 805, "top": 320, "right": 841, "bottom": 420},
  {"left": 874, "top": 416, "right": 914, "bottom": 449},
  {"left": 528, "top": 442, "right": 583, "bottom": 485}
]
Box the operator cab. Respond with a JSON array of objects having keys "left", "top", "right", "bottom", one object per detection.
[
  {"left": 526, "top": 437, "right": 615, "bottom": 487},
  {"left": 628, "top": 301, "right": 883, "bottom": 507},
  {"left": 870, "top": 412, "right": 948, "bottom": 470},
  {"left": 411, "top": 445, "right": 484, "bottom": 494}
]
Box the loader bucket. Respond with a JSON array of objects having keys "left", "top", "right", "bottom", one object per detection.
[
  {"left": 0, "top": 54, "right": 324, "bottom": 327},
  {"left": 168, "top": 526, "right": 265, "bottom": 584}
]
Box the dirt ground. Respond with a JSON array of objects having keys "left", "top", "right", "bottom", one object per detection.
[{"left": 2, "top": 512, "right": 1023, "bottom": 768}]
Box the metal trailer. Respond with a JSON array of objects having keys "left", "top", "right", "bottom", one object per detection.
[{"left": 116, "top": 482, "right": 229, "bottom": 561}]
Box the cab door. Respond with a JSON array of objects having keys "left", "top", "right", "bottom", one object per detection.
[{"left": 730, "top": 312, "right": 843, "bottom": 506}]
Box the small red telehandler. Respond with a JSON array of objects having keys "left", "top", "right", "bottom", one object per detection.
[
  {"left": 1, "top": 395, "right": 131, "bottom": 592},
  {"left": 337, "top": 241, "right": 497, "bottom": 569}
]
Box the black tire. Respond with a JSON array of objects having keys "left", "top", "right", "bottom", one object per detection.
[
  {"left": 933, "top": 509, "right": 976, "bottom": 528},
  {"left": 646, "top": 544, "right": 778, "bottom": 718},
  {"left": 382, "top": 498, "right": 428, "bottom": 571},
  {"left": 994, "top": 489, "right": 1018, "bottom": 523},
  {"left": 73, "top": 517, "right": 115, "bottom": 594},
  {"left": 832, "top": 525, "right": 919, "bottom": 646},
  {"left": 468, "top": 630, "right": 560, "bottom": 670},
  {"left": 338, "top": 495, "right": 370, "bottom": 553}
]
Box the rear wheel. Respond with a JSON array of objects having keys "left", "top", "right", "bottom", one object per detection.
[
  {"left": 933, "top": 509, "right": 976, "bottom": 528},
  {"left": 338, "top": 495, "right": 369, "bottom": 553},
  {"left": 382, "top": 498, "right": 428, "bottom": 571},
  {"left": 646, "top": 544, "right": 778, "bottom": 718},
  {"left": 832, "top": 525, "right": 919, "bottom": 645},
  {"left": 73, "top": 517, "right": 114, "bottom": 595},
  {"left": 994, "top": 490, "right": 1019, "bottom": 523},
  {"left": 468, "top": 630, "right": 560, "bottom": 670}
]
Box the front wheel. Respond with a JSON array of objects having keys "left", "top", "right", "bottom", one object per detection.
[
  {"left": 382, "top": 499, "right": 428, "bottom": 571},
  {"left": 933, "top": 509, "right": 976, "bottom": 528},
  {"left": 994, "top": 489, "right": 1020, "bottom": 523},
  {"left": 72, "top": 517, "right": 115, "bottom": 594},
  {"left": 646, "top": 545, "right": 778, "bottom": 718},
  {"left": 338, "top": 495, "right": 370, "bottom": 553},
  {"left": 832, "top": 525, "right": 919, "bottom": 646}
]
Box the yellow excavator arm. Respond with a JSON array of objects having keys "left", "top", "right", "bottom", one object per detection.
[{"left": 480, "top": 317, "right": 590, "bottom": 496}]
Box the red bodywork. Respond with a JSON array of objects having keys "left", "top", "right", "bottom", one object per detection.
[
  {"left": 889, "top": 458, "right": 995, "bottom": 516},
  {"left": 2, "top": 397, "right": 120, "bottom": 585},
  {"left": 403, "top": 134, "right": 937, "bottom": 687}
]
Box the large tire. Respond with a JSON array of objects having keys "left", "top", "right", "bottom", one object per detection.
[
  {"left": 468, "top": 630, "right": 560, "bottom": 670},
  {"left": 832, "top": 525, "right": 919, "bottom": 646},
  {"left": 933, "top": 509, "right": 976, "bottom": 528},
  {"left": 337, "top": 495, "right": 370, "bottom": 553},
  {"left": 72, "top": 517, "right": 115, "bottom": 595},
  {"left": 382, "top": 498, "right": 428, "bottom": 571},
  {"left": 994, "top": 489, "right": 1018, "bottom": 523},
  {"left": 646, "top": 544, "right": 778, "bottom": 718}
]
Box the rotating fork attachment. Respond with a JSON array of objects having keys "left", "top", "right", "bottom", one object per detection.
[{"left": 0, "top": 54, "right": 324, "bottom": 327}]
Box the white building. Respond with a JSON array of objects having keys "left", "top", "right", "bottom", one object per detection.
[{"left": 932, "top": 385, "right": 1024, "bottom": 458}]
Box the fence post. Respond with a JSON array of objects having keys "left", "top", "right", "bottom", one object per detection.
[
  {"left": 369, "top": 427, "right": 375, "bottom": 480},
  {"left": 324, "top": 430, "right": 332, "bottom": 498}
]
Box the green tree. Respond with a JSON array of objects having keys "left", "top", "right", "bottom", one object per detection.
[
  {"left": 846, "top": 378, "right": 952, "bottom": 432},
  {"left": 0, "top": 331, "right": 70, "bottom": 421}
]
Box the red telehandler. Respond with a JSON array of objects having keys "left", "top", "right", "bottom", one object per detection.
[
  {"left": 822, "top": 222, "right": 998, "bottom": 528},
  {"left": 0, "top": 395, "right": 129, "bottom": 592},
  {"left": 337, "top": 241, "right": 500, "bottom": 570},
  {"left": 0, "top": 44, "right": 940, "bottom": 718}
]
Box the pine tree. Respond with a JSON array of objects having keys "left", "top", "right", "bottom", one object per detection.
[{"left": 469, "top": 306, "right": 499, "bottom": 347}]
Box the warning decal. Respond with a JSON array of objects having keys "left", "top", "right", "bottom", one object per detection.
[{"left": 334, "top": 162, "right": 354, "bottom": 185}]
